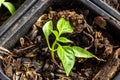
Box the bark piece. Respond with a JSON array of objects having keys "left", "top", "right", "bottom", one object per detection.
[{"left": 93, "top": 48, "right": 120, "bottom": 80}]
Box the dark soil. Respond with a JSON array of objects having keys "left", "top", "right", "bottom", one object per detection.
[
  {"left": 102, "top": 0, "right": 120, "bottom": 12},
  {"left": 0, "top": 1, "right": 120, "bottom": 80}
]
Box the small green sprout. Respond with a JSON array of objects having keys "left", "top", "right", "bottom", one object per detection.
[
  {"left": 0, "top": 0, "right": 15, "bottom": 15},
  {"left": 42, "top": 18, "right": 94, "bottom": 76}
]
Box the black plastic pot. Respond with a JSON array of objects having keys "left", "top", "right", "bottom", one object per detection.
[{"left": 0, "top": 0, "right": 120, "bottom": 80}]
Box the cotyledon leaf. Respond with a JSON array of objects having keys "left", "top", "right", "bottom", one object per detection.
[
  {"left": 3, "top": 2, "right": 15, "bottom": 15},
  {"left": 42, "top": 20, "right": 53, "bottom": 49}
]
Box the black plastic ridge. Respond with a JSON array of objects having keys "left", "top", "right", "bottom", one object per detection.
[
  {"left": 91, "top": 0, "right": 120, "bottom": 21},
  {"left": 79, "top": 0, "right": 118, "bottom": 21},
  {"left": 0, "top": 0, "right": 37, "bottom": 37},
  {"left": 113, "top": 72, "right": 120, "bottom": 80},
  {"left": 0, "top": 0, "right": 53, "bottom": 49},
  {"left": 0, "top": 60, "right": 10, "bottom": 80},
  {"left": 0, "top": 71, "right": 10, "bottom": 80}
]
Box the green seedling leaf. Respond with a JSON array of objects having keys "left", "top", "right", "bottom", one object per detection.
[
  {"left": 3, "top": 2, "right": 15, "bottom": 15},
  {"left": 51, "top": 30, "right": 59, "bottom": 39},
  {"left": 42, "top": 18, "right": 94, "bottom": 77},
  {"left": 57, "top": 45, "right": 75, "bottom": 76},
  {"left": 43, "top": 20, "right": 53, "bottom": 38},
  {"left": 42, "top": 20, "right": 53, "bottom": 49},
  {"left": 58, "top": 37, "right": 72, "bottom": 43},
  {"left": 72, "top": 46, "right": 94, "bottom": 58},
  {"left": 0, "top": 0, "right": 5, "bottom": 7},
  {"left": 57, "top": 18, "right": 73, "bottom": 35}
]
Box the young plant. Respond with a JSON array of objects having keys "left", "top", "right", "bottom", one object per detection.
[
  {"left": 42, "top": 18, "right": 94, "bottom": 76},
  {"left": 0, "top": 0, "right": 15, "bottom": 15}
]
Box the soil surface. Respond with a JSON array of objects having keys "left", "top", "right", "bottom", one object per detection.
[
  {"left": 0, "top": 1, "right": 120, "bottom": 80},
  {"left": 102, "top": 0, "right": 120, "bottom": 12}
]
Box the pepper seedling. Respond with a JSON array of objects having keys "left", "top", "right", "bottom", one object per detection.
[
  {"left": 0, "top": 0, "right": 15, "bottom": 15},
  {"left": 42, "top": 18, "right": 94, "bottom": 76}
]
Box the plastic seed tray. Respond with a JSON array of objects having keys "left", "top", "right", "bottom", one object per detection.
[{"left": 0, "top": 0, "right": 120, "bottom": 79}]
